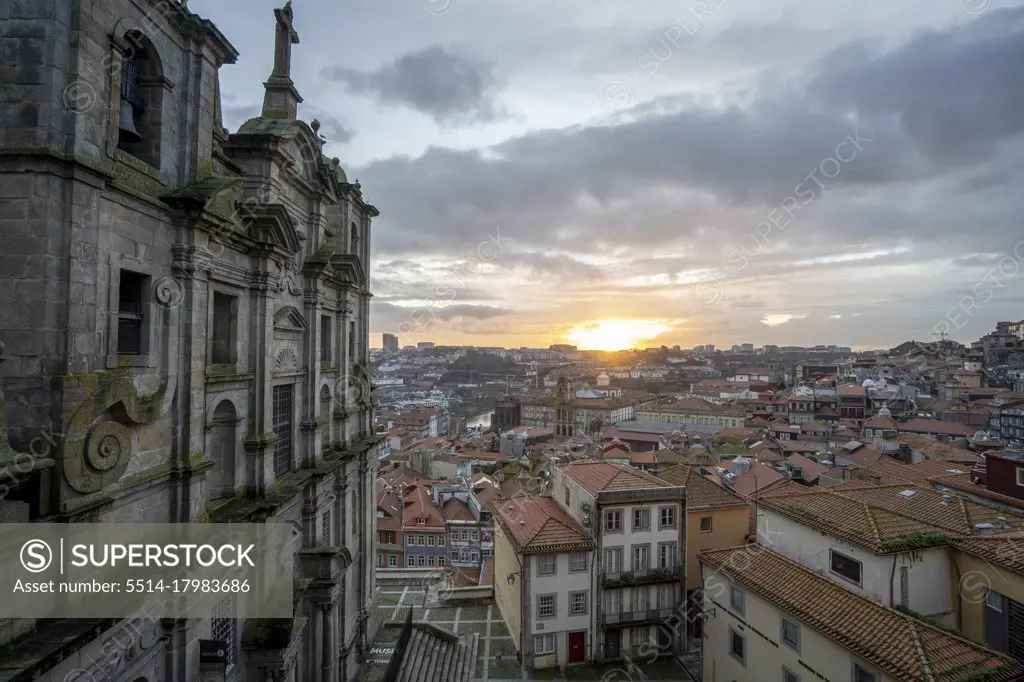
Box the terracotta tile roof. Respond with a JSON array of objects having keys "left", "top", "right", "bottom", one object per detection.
[
  {"left": 954, "top": 534, "right": 1024, "bottom": 575},
  {"left": 840, "top": 445, "right": 887, "bottom": 468},
  {"left": 442, "top": 497, "right": 475, "bottom": 522},
  {"left": 884, "top": 434, "right": 978, "bottom": 462},
  {"left": 758, "top": 489, "right": 955, "bottom": 553},
  {"left": 730, "top": 460, "right": 787, "bottom": 497},
  {"left": 863, "top": 414, "right": 898, "bottom": 429},
  {"left": 402, "top": 485, "right": 446, "bottom": 529},
  {"left": 898, "top": 418, "right": 977, "bottom": 438},
  {"left": 493, "top": 495, "right": 594, "bottom": 554},
  {"left": 785, "top": 453, "right": 830, "bottom": 483},
  {"left": 560, "top": 460, "right": 671, "bottom": 495},
  {"left": 656, "top": 465, "right": 748, "bottom": 511},
  {"left": 835, "top": 485, "right": 1024, "bottom": 535},
  {"left": 780, "top": 440, "right": 818, "bottom": 453},
  {"left": 699, "top": 546, "right": 1024, "bottom": 682},
  {"left": 931, "top": 473, "right": 1024, "bottom": 511}
]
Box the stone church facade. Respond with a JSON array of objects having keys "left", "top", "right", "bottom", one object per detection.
[{"left": 0, "top": 0, "right": 381, "bottom": 680}]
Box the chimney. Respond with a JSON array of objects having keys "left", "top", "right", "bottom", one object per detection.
[
  {"left": 941, "top": 494, "right": 951, "bottom": 505},
  {"left": 997, "top": 516, "right": 1010, "bottom": 529},
  {"left": 974, "top": 523, "right": 995, "bottom": 535}
]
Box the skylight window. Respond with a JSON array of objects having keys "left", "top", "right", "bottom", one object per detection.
[{"left": 898, "top": 490, "right": 917, "bottom": 498}]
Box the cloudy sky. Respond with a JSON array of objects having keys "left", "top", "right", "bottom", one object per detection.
[{"left": 194, "top": 0, "right": 1024, "bottom": 351}]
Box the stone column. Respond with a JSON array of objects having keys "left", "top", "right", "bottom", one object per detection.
[{"left": 318, "top": 602, "right": 335, "bottom": 680}]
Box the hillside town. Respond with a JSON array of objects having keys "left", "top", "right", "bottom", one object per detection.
[
  {"left": 365, "top": 323, "right": 1024, "bottom": 681},
  {"left": 2, "top": 0, "right": 1023, "bottom": 681}
]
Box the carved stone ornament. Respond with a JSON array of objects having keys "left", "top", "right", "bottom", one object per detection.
[
  {"left": 63, "top": 286, "right": 179, "bottom": 494},
  {"left": 275, "top": 347, "right": 298, "bottom": 372}
]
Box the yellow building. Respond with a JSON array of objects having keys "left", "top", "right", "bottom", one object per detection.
[
  {"left": 953, "top": 534, "right": 1024, "bottom": 660},
  {"left": 656, "top": 465, "right": 749, "bottom": 593}
]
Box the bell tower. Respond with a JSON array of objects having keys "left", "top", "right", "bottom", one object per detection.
[{"left": 554, "top": 377, "right": 576, "bottom": 437}]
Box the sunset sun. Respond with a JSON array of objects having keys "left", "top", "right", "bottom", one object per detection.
[{"left": 565, "top": 319, "right": 671, "bottom": 351}]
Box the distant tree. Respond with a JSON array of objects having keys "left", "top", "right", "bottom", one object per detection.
[{"left": 589, "top": 418, "right": 604, "bottom": 436}]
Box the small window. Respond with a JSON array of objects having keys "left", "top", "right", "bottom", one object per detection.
[
  {"left": 537, "top": 554, "right": 555, "bottom": 575},
  {"left": 117, "top": 270, "right": 148, "bottom": 355},
  {"left": 1017, "top": 467, "right": 1024, "bottom": 487},
  {"left": 417, "top": 556, "right": 425, "bottom": 567},
  {"left": 853, "top": 663, "right": 876, "bottom": 682},
  {"left": 564, "top": 486, "right": 571, "bottom": 505},
  {"left": 633, "top": 508, "right": 650, "bottom": 530},
  {"left": 438, "top": 535, "right": 445, "bottom": 547},
  {"left": 830, "top": 549, "right": 862, "bottom": 585},
  {"left": 570, "top": 551, "right": 587, "bottom": 572},
  {"left": 537, "top": 594, "right": 555, "bottom": 618},
  {"left": 730, "top": 586, "right": 745, "bottom": 615},
  {"left": 605, "top": 510, "right": 622, "bottom": 531},
  {"left": 781, "top": 618, "right": 799, "bottom": 651},
  {"left": 428, "top": 556, "right": 436, "bottom": 567},
  {"left": 211, "top": 293, "right": 237, "bottom": 364},
  {"left": 388, "top": 555, "right": 397, "bottom": 567},
  {"left": 427, "top": 535, "right": 435, "bottom": 547},
  {"left": 659, "top": 542, "right": 676, "bottom": 569},
  {"left": 320, "top": 315, "right": 332, "bottom": 363},
  {"left": 700, "top": 516, "right": 713, "bottom": 533},
  {"left": 471, "top": 531, "right": 479, "bottom": 541},
  {"left": 570, "top": 591, "right": 588, "bottom": 615},
  {"left": 471, "top": 551, "right": 478, "bottom": 562},
  {"left": 604, "top": 547, "right": 621, "bottom": 574},
  {"left": 632, "top": 545, "right": 650, "bottom": 572},
  {"left": 438, "top": 556, "right": 446, "bottom": 566},
  {"left": 986, "top": 588, "right": 1003, "bottom": 612},
  {"left": 729, "top": 628, "right": 746, "bottom": 666},
  {"left": 660, "top": 506, "right": 676, "bottom": 528},
  {"left": 534, "top": 633, "right": 555, "bottom": 655},
  {"left": 461, "top": 530, "right": 469, "bottom": 540},
  {"left": 783, "top": 666, "right": 800, "bottom": 682},
  {"left": 407, "top": 556, "right": 415, "bottom": 567},
  {"left": 417, "top": 517, "right": 425, "bottom": 525}
]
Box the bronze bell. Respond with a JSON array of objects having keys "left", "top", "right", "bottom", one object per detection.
[{"left": 118, "top": 100, "right": 141, "bottom": 143}]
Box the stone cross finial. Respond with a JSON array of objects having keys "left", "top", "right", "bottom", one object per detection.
[{"left": 272, "top": 1, "right": 300, "bottom": 78}]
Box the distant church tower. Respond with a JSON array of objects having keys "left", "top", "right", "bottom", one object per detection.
[{"left": 554, "top": 377, "right": 576, "bottom": 437}]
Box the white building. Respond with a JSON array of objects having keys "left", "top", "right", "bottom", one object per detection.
[
  {"left": 556, "top": 461, "right": 687, "bottom": 663},
  {"left": 492, "top": 461, "right": 687, "bottom": 670},
  {"left": 493, "top": 495, "right": 596, "bottom": 669},
  {"left": 699, "top": 545, "right": 1022, "bottom": 682},
  {"left": 757, "top": 485, "right": 1024, "bottom": 629}
]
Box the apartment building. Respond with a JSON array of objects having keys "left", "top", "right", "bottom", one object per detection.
[
  {"left": 635, "top": 397, "right": 746, "bottom": 429},
  {"left": 493, "top": 495, "right": 596, "bottom": 669},
  {"left": 402, "top": 484, "right": 449, "bottom": 567},
  {"left": 555, "top": 461, "right": 687, "bottom": 662},
  {"left": 700, "top": 546, "right": 1023, "bottom": 682},
  {"left": 756, "top": 485, "right": 1024, "bottom": 628},
  {"left": 954, "top": 535, "right": 1024, "bottom": 663}
]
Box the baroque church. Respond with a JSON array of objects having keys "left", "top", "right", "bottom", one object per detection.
[{"left": 0, "top": 0, "right": 381, "bottom": 680}]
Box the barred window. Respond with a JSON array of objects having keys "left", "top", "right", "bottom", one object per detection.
[
  {"left": 117, "top": 270, "right": 147, "bottom": 355},
  {"left": 211, "top": 595, "right": 237, "bottom": 665},
  {"left": 272, "top": 385, "right": 294, "bottom": 474}
]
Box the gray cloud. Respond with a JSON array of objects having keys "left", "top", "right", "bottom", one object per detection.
[
  {"left": 301, "top": 109, "right": 355, "bottom": 144},
  {"left": 322, "top": 45, "right": 506, "bottom": 126},
  {"left": 355, "top": 7, "right": 1024, "bottom": 265}
]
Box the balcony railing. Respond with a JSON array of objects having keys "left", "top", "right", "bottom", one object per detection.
[
  {"left": 600, "top": 607, "right": 675, "bottom": 627},
  {"left": 601, "top": 565, "right": 681, "bottom": 587}
]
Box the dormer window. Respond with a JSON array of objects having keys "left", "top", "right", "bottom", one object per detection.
[{"left": 417, "top": 517, "right": 425, "bottom": 525}]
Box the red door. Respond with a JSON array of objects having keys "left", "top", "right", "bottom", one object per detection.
[{"left": 568, "top": 631, "right": 586, "bottom": 663}]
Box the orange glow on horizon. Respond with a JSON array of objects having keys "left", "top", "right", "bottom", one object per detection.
[{"left": 565, "top": 319, "right": 671, "bottom": 351}]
